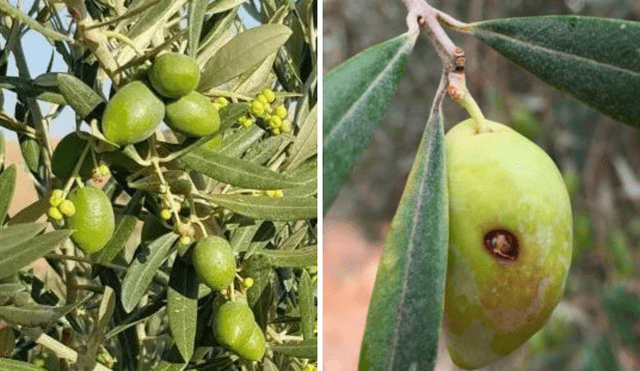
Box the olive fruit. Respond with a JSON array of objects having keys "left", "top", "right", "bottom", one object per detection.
[
  {"left": 165, "top": 91, "right": 220, "bottom": 137},
  {"left": 149, "top": 53, "right": 200, "bottom": 99},
  {"left": 235, "top": 322, "right": 266, "bottom": 361},
  {"left": 51, "top": 132, "right": 94, "bottom": 180},
  {"left": 214, "top": 301, "right": 255, "bottom": 350},
  {"left": 443, "top": 118, "right": 572, "bottom": 369},
  {"left": 66, "top": 187, "right": 115, "bottom": 254},
  {"left": 192, "top": 236, "right": 236, "bottom": 291},
  {"left": 101, "top": 81, "right": 165, "bottom": 146}
]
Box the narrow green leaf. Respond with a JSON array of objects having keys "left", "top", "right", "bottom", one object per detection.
[
  {"left": 56, "top": 73, "right": 104, "bottom": 120},
  {"left": 278, "top": 226, "right": 307, "bottom": 251},
  {"left": 206, "top": 194, "right": 316, "bottom": 221},
  {"left": 243, "top": 136, "right": 286, "bottom": 165},
  {"left": 0, "top": 303, "right": 71, "bottom": 326},
  {"left": 359, "top": 108, "right": 447, "bottom": 370},
  {"left": 0, "top": 229, "right": 73, "bottom": 280},
  {"left": 0, "top": 358, "right": 48, "bottom": 371},
  {"left": 199, "top": 24, "right": 293, "bottom": 90},
  {"left": 0, "top": 1, "right": 72, "bottom": 42},
  {"left": 270, "top": 338, "right": 317, "bottom": 359},
  {"left": 230, "top": 222, "right": 263, "bottom": 253},
  {"left": 217, "top": 124, "right": 265, "bottom": 158},
  {"left": 151, "top": 361, "right": 187, "bottom": 371},
  {"left": 209, "top": 0, "right": 246, "bottom": 14},
  {"left": 244, "top": 254, "right": 273, "bottom": 306},
  {"left": 468, "top": 16, "right": 640, "bottom": 128},
  {"left": 121, "top": 233, "right": 178, "bottom": 313},
  {"left": 168, "top": 257, "right": 198, "bottom": 362},
  {"left": 323, "top": 32, "right": 418, "bottom": 214},
  {"left": 258, "top": 245, "right": 316, "bottom": 267},
  {"left": 299, "top": 269, "right": 314, "bottom": 340},
  {"left": 7, "top": 199, "right": 48, "bottom": 226},
  {"left": 99, "top": 215, "right": 138, "bottom": 264},
  {"left": 188, "top": 0, "right": 208, "bottom": 58},
  {"left": 287, "top": 104, "right": 317, "bottom": 170},
  {"left": 0, "top": 76, "right": 65, "bottom": 105},
  {"left": 181, "top": 147, "right": 302, "bottom": 189},
  {"left": 0, "top": 164, "right": 16, "bottom": 224},
  {"left": 0, "top": 223, "right": 47, "bottom": 250}
]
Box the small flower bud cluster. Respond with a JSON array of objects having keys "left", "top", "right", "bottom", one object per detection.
[
  {"left": 212, "top": 96, "right": 229, "bottom": 111},
  {"left": 244, "top": 88, "right": 292, "bottom": 135},
  {"left": 47, "top": 189, "right": 76, "bottom": 221},
  {"left": 264, "top": 189, "right": 284, "bottom": 198}
]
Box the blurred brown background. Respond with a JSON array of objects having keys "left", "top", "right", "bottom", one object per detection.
[{"left": 324, "top": 0, "right": 640, "bottom": 370}]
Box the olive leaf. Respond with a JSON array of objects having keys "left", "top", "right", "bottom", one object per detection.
[
  {"left": 359, "top": 105, "right": 447, "bottom": 371},
  {"left": 270, "top": 338, "right": 317, "bottom": 359},
  {"left": 467, "top": 16, "right": 640, "bottom": 128},
  {"left": 298, "top": 270, "right": 315, "bottom": 340},
  {"left": 188, "top": 0, "right": 208, "bottom": 58},
  {"left": 181, "top": 147, "right": 303, "bottom": 189},
  {"left": 199, "top": 24, "right": 293, "bottom": 90},
  {"left": 0, "top": 358, "right": 49, "bottom": 371},
  {"left": 99, "top": 215, "right": 139, "bottom": 265},
  {"left": 323, "top": 31, "right": 418, "bottom": 214},
  {"left": 257, "top": 245, "right": 316, "bottom": 267},
  {"left": 0, "top": 164, "right": 16, "bottom": 224},
  {"left": 0, "top": 76, "right": 65, "bottom": 105},
  {"left": 205, "top": 194, "right": 316, "bottom": 221},
  {"left": 56, "top": 73, "right": 105, "bottom": 121},
  {"left": 209, "top": 0, "right": 247, "bottom": 14},
  {"left": 167, "top": 257, "right": 198, "bottom": 362},
  {"left": 218, "top": 125, "right": 266, "bottom": 158},
  {"left": 287, "top": 104, "right": 317, "bottom": 171},
  {"left": 244, "top": 254, "right": 273, "bottom": 306},
  {"left": 121, "top": 233, "right": 179, "bottom": 313},
  {"left": 0, "top": 229, "right": 73, "bottom": 280}
]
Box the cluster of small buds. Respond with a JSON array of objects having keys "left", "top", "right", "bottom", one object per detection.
[
  {"left": 243, "top": 277, "right": 254, "bottom": 288},
  {"left": 212, "top": 97, "right": 229, "bottom": 111},
  {"left": 47, "top": 189, "right": 76, "bottom": 221},
  {"left": 247, "top": 88, "right": 292, "bottom": 135},
  {"left": 264, "top": 189, "right": 284, "bottom": 198}
]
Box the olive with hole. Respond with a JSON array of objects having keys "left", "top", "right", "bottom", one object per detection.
[
  {"left": 214, "top": 301, "right": 255, "bottom": 350},
  {"left": 235, "top": 322, "right": 266, "bottom": 361},
  {"left": 66, "top": 187, "right": 115, "bottom": 254},
  {"left": 51, "top": 132, "right": 94, "bottom": 180},
  {"left": 101, "top": 81, "right": 165, "bottom": 146},
  {"left": 149, "top": 53, "right": 200, "bottom": 99},
  {"left": 443, "top": 118, "right": 572, "bottom": 369},
  {"left": 192, "top": 236, "right": 236, "bottom": 291},
  {"left": 165, "top": 91, "right": 220, "bottom": 137}
]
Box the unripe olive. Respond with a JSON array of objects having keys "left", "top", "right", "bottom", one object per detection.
[
  {"left": 101, "top": 81, "right": 165, "bottom": 146},
  {"left": 192, "top": 236, "right": 236, "bottom": 291},
  {"left": 165, "top": 91, "right": 220, "bottom": 137},
  {"left": 443, "top": 118, "right": 572, "bottom": 369},
  {"left": 66, "top": 187, "right": 115, "bottom": 254},
  {"left": 51, "top": 132, "right": 94, "bottom": 180},
  {"left": 214, "top": 301, "right": 255, "bottom": 350},
  {"left": 149, "top": 53, "right": 200, "bottom": 99},
  {"left": 235, "top": 322, "right": 266, "bottom": 361}
]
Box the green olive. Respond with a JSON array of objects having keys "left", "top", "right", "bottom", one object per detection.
[
  {"left": 165, "top": 91, "right": 220, "bottom": 137},
  {"left": 235, "top": 322, "right": 266, "bottom": 361},
  {"left": 101, "top": 81, "right": 165, "bottom": 146},
  {"left": 149, "top": 53, "right": 200, "bottom": 99},
  {"left": 214, "top": 301, "right": 255, "bottom": 350},
  {"left": 192, "top": 236, "right": 236, "bottom": 291},
  {"left": 51, "top": 132, "right": 94, "bottom": 180},
  {"left": 66, "top": 187, "right": 115, "bottom": 254}
]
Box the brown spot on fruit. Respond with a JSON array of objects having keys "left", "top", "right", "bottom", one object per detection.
[{"left": 484, "top": 229, "right": 519, "bottom": 263}]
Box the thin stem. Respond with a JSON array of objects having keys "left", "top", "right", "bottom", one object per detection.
[{"left": 458, "top": 87, "right": 489, "bottom": 133}]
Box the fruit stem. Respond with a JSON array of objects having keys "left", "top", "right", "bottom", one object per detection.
[
  {"left": 62, "top": 141, "right": 92, "bottom": 196},
  {"left": 458, "top": 87, "right": 489, "bottom": 134}
]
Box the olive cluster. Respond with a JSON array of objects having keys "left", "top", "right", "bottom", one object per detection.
[
  {"left": 192, "top": 236, "right": 266, "bottom": 361},
  {"left": 101, "top": 53, "right": 221, "bottom": 146},
  {"left": 214, "top": 300, "right": 266, "bottom": 361}
]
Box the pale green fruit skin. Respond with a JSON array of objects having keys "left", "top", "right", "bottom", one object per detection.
[
  {"left": 102, "top": 81, "right": 165, "bottom": 146},
  {"left": 149, "top": 53, "right": 200, "bottom": 98},
  {"left": 443, "top": 118, "right": 572, "bottom": 370},
  {"left": 192, "top": 236, "right": 236, "bottom": 291},
  {"left": 214, "top": 302, "right": 255, "bottom": 349},
  {"left": 165, "top": 91, "right": 220, "bottom": 137},
  {"left": 235, "top": 322, "right": 266, "bottom": 361},
  {"left": 66, "top": 187, "right": 115, "bottom": 254}
]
